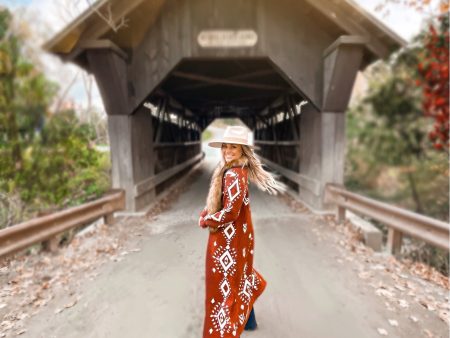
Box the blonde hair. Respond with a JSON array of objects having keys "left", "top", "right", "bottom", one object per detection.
[{"left": 221, "top": 144, "right": 287, "bottom": 195}]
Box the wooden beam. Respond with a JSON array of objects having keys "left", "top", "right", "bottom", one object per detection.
[
  {"left": 322, "top": 36, "right": 366, "bottom": 112},
  {"left": 322, "top": 35, "right": 368, "bottom": 58},
  {"left": 86, "top": 49, "right": 129, "bottom": 115},
  {"left": 254, "top": 140, "right": 301, "bottom": 146},
  {"left": 171, "top": 71, "right": 286, "bottom": 91},
  {"left": 172, "top": 69, "right": 277, "bottom": 92},
  {"left": 78, "top": 39, "right": 128, "bottom": 60}
]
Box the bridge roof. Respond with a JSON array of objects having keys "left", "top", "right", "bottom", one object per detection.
[{"left": 44, "top": 0, "right": 406, "bottom": 65}]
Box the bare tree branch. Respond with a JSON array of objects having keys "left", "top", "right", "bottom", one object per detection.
[
  {"left": 85, "top": 0, "right": 129, "bottom": 32},
  {"left": 53, "top": 71, "right": 79, "bottom": 114}
]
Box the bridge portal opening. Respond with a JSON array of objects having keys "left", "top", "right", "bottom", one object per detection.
[
  {"left": 145, "top": 58, "right": 305, "bottom": 194},
  {"left": 148, "top": 58, "right": 306, "bottom": 129}
]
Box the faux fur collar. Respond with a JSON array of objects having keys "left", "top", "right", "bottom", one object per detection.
[{"left": 206, "top": 156, "right": 248, "bottom": 214}]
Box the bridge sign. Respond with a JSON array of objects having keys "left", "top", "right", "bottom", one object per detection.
[{"left": 197, "top": 30, "right": 258, "bottom": 48}]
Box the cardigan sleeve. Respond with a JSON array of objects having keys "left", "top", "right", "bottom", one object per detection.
[{"left": 203, "top": 168, "right": 247, "bottom": 229}]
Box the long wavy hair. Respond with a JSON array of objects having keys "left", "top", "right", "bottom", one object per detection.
[
  {"left": 239, "top": 145, "right": 287, "bottom": 195},
  {"left": 206, "top": 143, "right": 286, "bottom": 214}
]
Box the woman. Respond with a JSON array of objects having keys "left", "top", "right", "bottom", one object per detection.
[{"left": 199, "top": 126, "right": 285, "bottom": 338}]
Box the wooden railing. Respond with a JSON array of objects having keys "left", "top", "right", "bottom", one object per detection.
[
  {"left": 324, "top": 183, "right": 449, "bottom": 254},
  {"left": 0, "top": 190, "right": 125, "bottom": 260},
  {"left": 134, "top": 152, "right": 204, "bottom": 197}
]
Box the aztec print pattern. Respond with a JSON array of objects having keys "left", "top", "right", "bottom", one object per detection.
[{"left": 203, "top": 167, "right": 267, "bottom": 338}]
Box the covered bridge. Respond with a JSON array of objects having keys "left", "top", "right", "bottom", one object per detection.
[{"left": 44, "top": 0, "right": 405, "bottom": 211}]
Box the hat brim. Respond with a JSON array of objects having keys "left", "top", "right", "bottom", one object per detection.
[{"left": 208, "top": 140, "right": 255, "bottom": 149}]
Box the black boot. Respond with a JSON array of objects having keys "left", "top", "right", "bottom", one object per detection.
[{"left": 244, "top": 307, "right": 257, "bottom": 331}]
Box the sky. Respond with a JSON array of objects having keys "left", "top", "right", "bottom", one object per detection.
[{"left": 0, "top": 0, "right": 440, "bottom": 114}]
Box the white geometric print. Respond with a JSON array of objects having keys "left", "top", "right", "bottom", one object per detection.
[
  {"left": 210, "top": 302, "right": 232, "bottom": 336},
  {"left": 238, "top": 278, "right": 251, "bottom": 304},
  {"left": 227, "top": 178, "right": 240, "bottom": 201},
  {"left": 223, "top": 224, "right": 235, "bottom": 240},
  {"left": 243, "top": 223, "right": 247, "bottom": 233},
  {"left": 213, "top": 245, "right": 237, "bottom": 277},
  {"left": 243, "top": 279, "right": 252, "bottom": 298},
  {"left": 220, "top": 279, "right": 231, "bottom": 298},
  {"left": 243, "top": 196, "right": 250, "bottom": 205},
  {"left": 209, "top": 209, "right": 225, "bottom": 222},
  {"left": 217, "top": 307, "right": 227, "bottom": 330},
  {"left": 251, "top": 270, "right": 262, "bottom": 290},
  {"left": 219, "top": 250, "right": 234, "bottom": 272},
  {"left": 239, "top": 313, "right": 245, "bottom": 325}
]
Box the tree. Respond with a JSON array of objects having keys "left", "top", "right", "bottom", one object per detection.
[
  {"left": 347, "top": 61, "right": 428, "bottom": 212},
  {"left": 416, "top": 14, "right": 449, "bottom": 150},
  {"left": 0, "top": 9, "right": 57, "bottom": 170},
  {"left": 375, "top": 1, "right": 449, "bottom": 151},
  {"left": 0, "top": 8, "right": 110, "bottom": 227},
  {"left": 346, "top": 12, "right": 449, "bottom": 214}
]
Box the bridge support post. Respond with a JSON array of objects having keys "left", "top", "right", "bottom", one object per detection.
[
  {"left": 86, "top": 48, "right": 157, "bottom": 212},
  {"left": 107, "top": 107, "right": 156, "bottom": 211},
  {"left": 299, "top": 36, "right": 366, "bottom": 212},
  {"left": 299, "top": 106, "right": 346, "bottom": 211}
]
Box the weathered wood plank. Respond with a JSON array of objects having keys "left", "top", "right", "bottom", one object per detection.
[
  {"left": 254, "top": 140, "right": 301, "bottom": 146},
  {"left": 171, "top": 71, "right": 286, "bottom": 91},
  {"left": 134, "top": 153, "right": 203, "bottom": 197},
  {"left": 154, "top": 141, "right": 201, "bottom": 148}
]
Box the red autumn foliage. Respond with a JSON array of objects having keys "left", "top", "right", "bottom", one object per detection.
[{"left": 417, "top": 14, "right": 449, "bottom": 151}]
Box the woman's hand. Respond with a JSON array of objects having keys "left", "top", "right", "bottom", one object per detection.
[
  {"left": 199, "top": 216, "right": 207, "bottom": 228},
  {"left": 199, "top": 207, "right": 208, "bottom": 218}
]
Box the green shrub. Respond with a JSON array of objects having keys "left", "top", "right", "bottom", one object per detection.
[{"left": 0, "top": 110, "right": 110, "bottom": 227}]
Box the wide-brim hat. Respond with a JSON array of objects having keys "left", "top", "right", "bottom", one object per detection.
[{"left": 208, "top": 126, "right": 255, "bottom": 148}]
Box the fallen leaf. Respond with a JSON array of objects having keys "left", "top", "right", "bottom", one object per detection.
[
  {"left": 16, "top": 329, "right": 26, "bottom": 335},
  {"left": 377, "top": 327, "right": 388, "bottom": 335},
  {"left": 438, "top": 310, "right": 449, "bottom": 324},
  {"left": 64, "top": 298, "right": 78, "bottom": 309},
  {"left": 388, "top": 319, "right": 398, "bottom": 327},
  {"left": 394, "top": 284, "right": 405, "bottom": 292},
  {"left": 409, "top": 315, "right": 419, "bottom": 323},
  {"left": 376, "top": 288, "right": 394, "bottom": 298}
]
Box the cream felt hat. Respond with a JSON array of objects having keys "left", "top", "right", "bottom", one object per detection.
[{"left": 208, "top": 126, "right": 255, "bottom": 148}]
